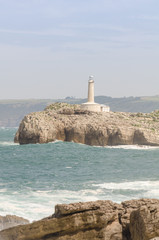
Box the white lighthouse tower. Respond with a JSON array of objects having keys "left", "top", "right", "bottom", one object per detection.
[
  {"left": 88, "top": 75, "right": 94, "bottom": 103},
  {"left": 80, "top": 76, "right": 110, "bottom": 112}
]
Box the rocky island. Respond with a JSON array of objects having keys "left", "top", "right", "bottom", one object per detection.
[
  {"left": 14, "top": 102, "right": 159, "bottom": 146},
  {"left": 0, "top": 198, "right": 159, "bottom": 240}
]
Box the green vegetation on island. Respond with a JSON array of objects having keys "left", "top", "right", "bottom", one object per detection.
[{"left": 1, "top": 95, "right": 159, "bottom": 127}]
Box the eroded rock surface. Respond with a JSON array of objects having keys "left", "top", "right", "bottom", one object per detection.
[
  {"left": 14, "top": 103, "right": 159, "bottom": 146},
  {"left": 130, "top": 200, "right": 159, "bottom": 240},
  {"left": 0, "top": 199, "right": 159, "bottom": 240}
]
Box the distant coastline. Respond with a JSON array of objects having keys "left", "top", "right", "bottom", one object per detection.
[{"left": 1, "top": 95, "right": 159, "bottom": 127}]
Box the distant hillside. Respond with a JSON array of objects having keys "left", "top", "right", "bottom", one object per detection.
[
  {"left": 1, "top": 96, "right": 159, "bottom": 127},
  {"left": 94, "top": 96, "right": 159, "bottom": 113},
  {"left": 0, "top": 100, "right": 51, "bottom": 127}
]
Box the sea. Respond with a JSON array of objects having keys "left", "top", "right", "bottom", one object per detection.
[{"left": 0, "top": 127, "right": 159, "bottom": 222}]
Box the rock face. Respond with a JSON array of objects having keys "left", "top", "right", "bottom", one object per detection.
[
  {"left": 0, "top": 199, "right": 159, "bottom": 240},
  {"left": 0, "top": 215, "right": 29, "bottom": 231},
  {"left": 14, "top": 103, "right": 159, "bottom": 146},
  {"left": 130, "top": 201, "right": 159, "bottom": 240}
]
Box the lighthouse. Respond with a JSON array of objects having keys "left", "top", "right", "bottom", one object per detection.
[
  {"left": 88, "top": 76, "right": 94, "bottom": 103},
  {"left": 80, "top": 76, "right": 110, "bottom": 112}
]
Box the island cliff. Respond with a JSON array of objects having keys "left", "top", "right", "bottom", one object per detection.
[
  {"left": 14, "top": 103, "right": 159, "bottom": 146},
  {"left": 0, "top": 199, "right": 159, "bottom": 240}
]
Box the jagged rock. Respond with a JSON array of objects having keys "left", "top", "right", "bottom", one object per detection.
[
  {"left": 1, "top": 199, "right": 159, "bottom": 240},
  {"left": 0, "top": 200, "right": 123, "bottom": 240},
  {"left": 130, "top": 201, "right": 159, "bottom": 240},
  {"left": 120, "top": 199, "right": 159, "bottom": 239},
  {"left": 14, "top": 103, "right": 159, "bottom": 146},
  {"left": 0, "top": 215, "right": 29, "bottom": 231}
]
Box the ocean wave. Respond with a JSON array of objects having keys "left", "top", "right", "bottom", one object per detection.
[
  {"left": 0, "top": 188, "right": 102, "bottom": 221},
  {"left": 0, "top": 127, "right": 18, "bottom": 130},
  {"left": 48, "top": 140, "right": 63, "bottom": 144},
  {"left": 93, "top": 180, "right": 159, "bottom": 191},
  {"left": 0, "top": 183, "right": 159, "bottom": 221},
  {"left": 92, "top": 180, "right": 159, "bottom": 202},
  {"left": 47, "top": 141, "right": 159, "bottom": 150},
  {"left": 93, "top": 145, "right": 159, "bottom": 150},
  {"left": 0, "top": 189, "right": 7, "bottom": 193},
  {"left": 0, "top": 141, "right": 19, "bottom": 146}
]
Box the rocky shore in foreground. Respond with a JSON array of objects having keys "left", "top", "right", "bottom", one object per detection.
[
  {"left": 0, "top": 199, "right": 159, "bottom": 240},
  {"left": 14, "top": 103, "right": 159, "bottom": 146}
]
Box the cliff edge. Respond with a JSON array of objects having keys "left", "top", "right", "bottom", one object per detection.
[{"left": 14, "top": 103, "right": 159, "bottom": 146}]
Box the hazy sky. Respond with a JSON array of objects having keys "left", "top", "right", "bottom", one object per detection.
[{"left": 1, "top": 0, "right": 159, "bottom": 99}]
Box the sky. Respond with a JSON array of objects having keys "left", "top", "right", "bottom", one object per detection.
[{"left": 1, "top": 0, "right": 159, "bottom": 99}]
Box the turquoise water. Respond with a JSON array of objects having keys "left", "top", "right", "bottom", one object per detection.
[{"left": 0, "top": 127, "right": 159, "bottom": 221}]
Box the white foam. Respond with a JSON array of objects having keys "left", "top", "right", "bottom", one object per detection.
[
  {"left": 144, "top": 188, "right": 159, "bottom": 199},
  {"left": 105, "top": 145, "right": 159, "bottom": 150},
  {"left": 0, "top": 188, "right": 103, "bottom": 221},
  {"left": 0, "top": 189, "right": 7, "bottom": 193},
  {"left": 93, "top": 181, "right": 159, "bottom": 190},
  {"left": 1, "top": 182, "right": 159, "bottom": 221},
  {"left": 0, "top": 127, "right": 18, "bottom": 130},
  {"left": 49, "top": 140, "right": 62, "bottom": 144},
  {"left": 0, "top": 141, "right": 19, "bottom": 146}
]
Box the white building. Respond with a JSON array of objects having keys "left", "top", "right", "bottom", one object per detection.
[{"left": 81, "top": 76, "right": 110, "bottom": 112}]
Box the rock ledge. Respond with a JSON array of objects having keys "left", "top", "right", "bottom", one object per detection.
[{"left": 1, "top": 199, "right": 159, "bottom": 240}]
